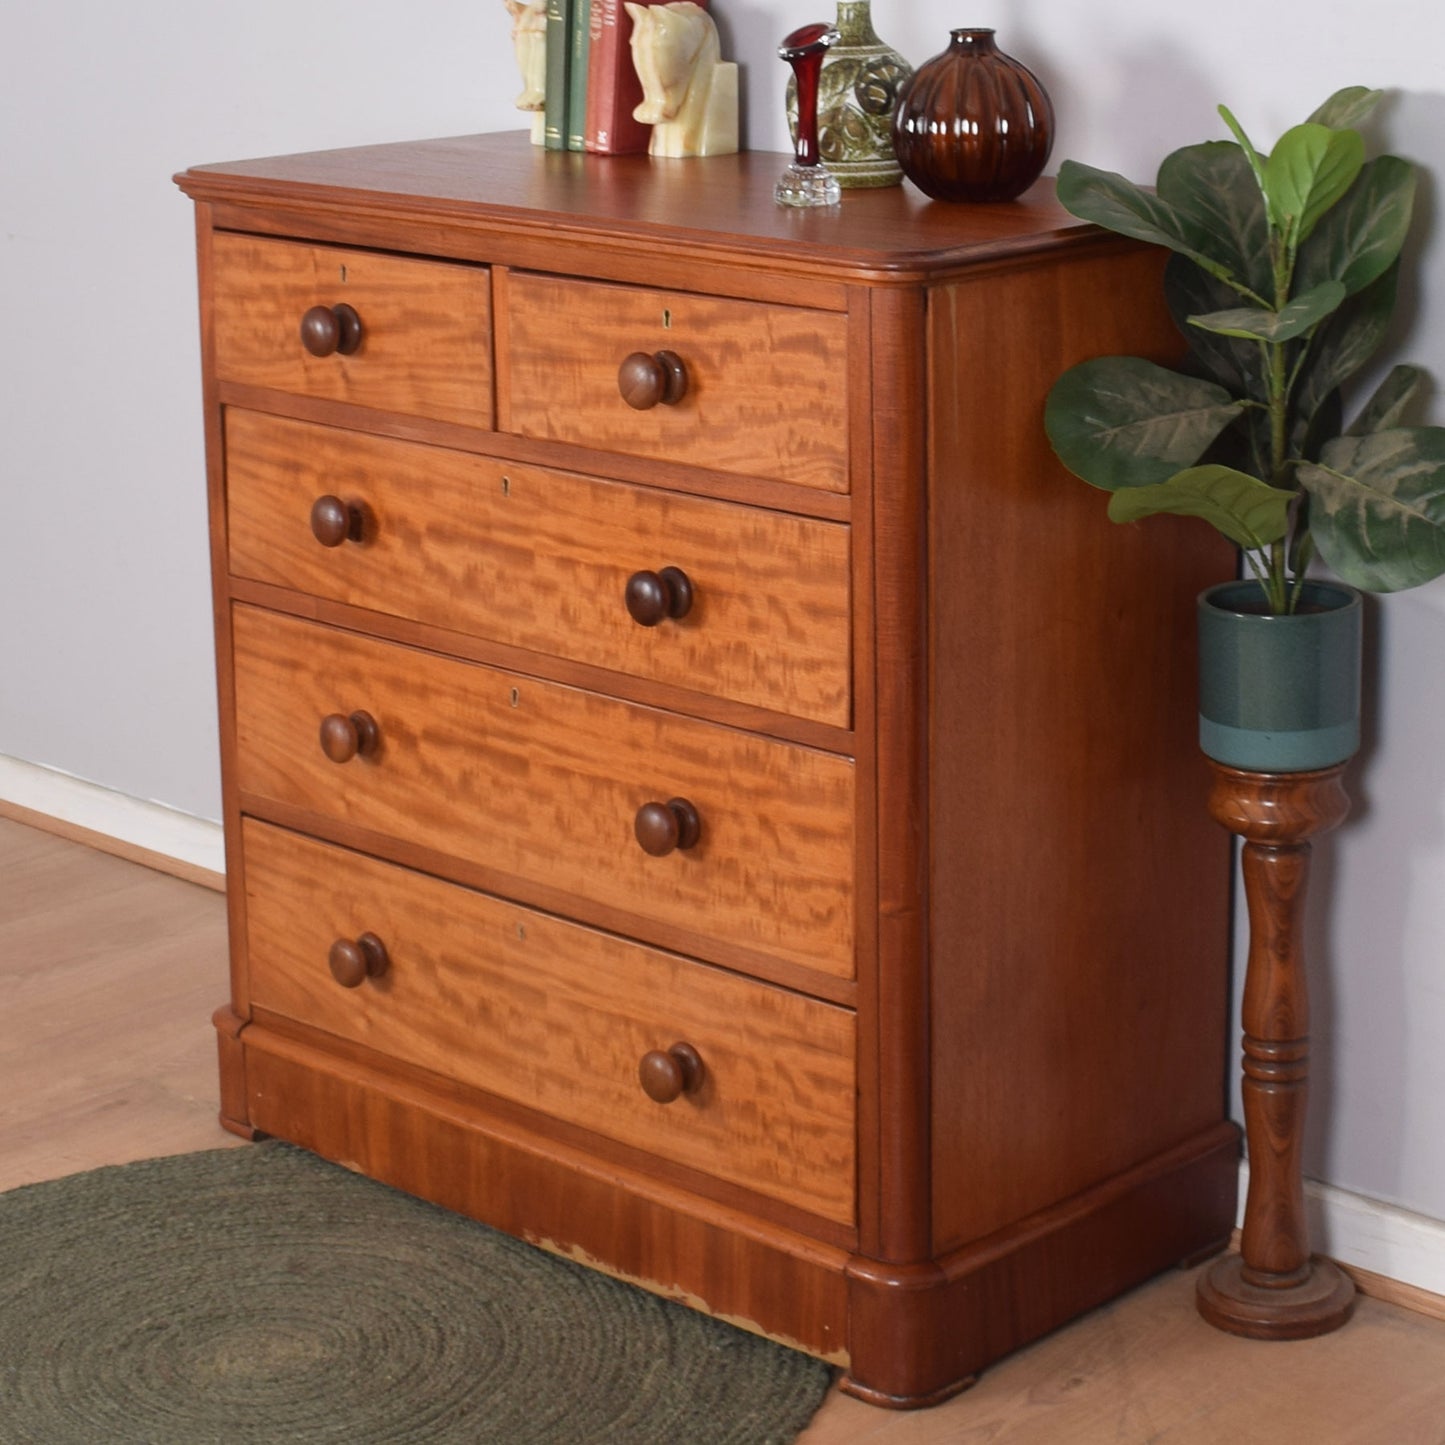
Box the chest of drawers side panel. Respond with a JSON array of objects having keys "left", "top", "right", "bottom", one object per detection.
[
  {"left": 193, "top": 207, "right": 260, "bottom": 1127},
  {"left": 923, "top": 244, "right": 1235, "bottom": 1253}
]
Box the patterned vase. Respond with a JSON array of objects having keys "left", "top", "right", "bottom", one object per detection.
[
  {"left": 786, "top": 2, "right": 912, "bottom": 189},
  {"left": 891, "top": 28, "right": 1054, "bottom": 202}
]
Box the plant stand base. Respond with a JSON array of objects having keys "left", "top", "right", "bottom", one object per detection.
[
  {"left": 1197, "top": 1252, "right": 1355, "bottom": 1339},
  {"left": 1200, "top": 761, "right": 1356, "bottom": 1343}
]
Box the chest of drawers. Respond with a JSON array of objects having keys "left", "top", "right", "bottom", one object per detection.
[{"left": 177, "top": 134, "right": 1238, "bottom": 1407}]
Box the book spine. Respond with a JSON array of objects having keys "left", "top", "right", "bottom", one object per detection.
[
  {"left": 567, "top": 0, "right": 592, "bottom": 151},
  {"left": 543, "top": 0, "right": 572, "bottom": 152},
  {"left": 585, "top": 0, "right": 707, "bottom": 155}
]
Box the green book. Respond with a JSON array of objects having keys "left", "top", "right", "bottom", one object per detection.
[
  {"left": 543, "top": 0, "right": 572, "bottom": 151},
  {"left": 567, "top": 0, "right": 593, "bottom": 151}
]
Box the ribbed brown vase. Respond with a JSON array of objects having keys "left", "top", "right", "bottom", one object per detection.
[{"left": 891, "top": 28, "right": 1054, "bottom": 202}]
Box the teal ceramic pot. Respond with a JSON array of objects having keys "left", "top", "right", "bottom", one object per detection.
[{"left": 1197, "top": 580, "right": 1363, "bottom": 772}]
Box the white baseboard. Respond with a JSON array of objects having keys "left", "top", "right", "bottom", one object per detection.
[
  {"left": 1239, "top": 1162, "right": 1445, "bottom": 1298},
  {"left": 0, "top": 753, "right": 225, "bottom": 877}
]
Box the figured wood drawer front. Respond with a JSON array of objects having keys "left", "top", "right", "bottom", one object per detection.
[
  {"left": 211, "top": 233, "right": 493, "bottom": 428},
  {"left": 504, "top": 272, "right": 849, "bottom": 493},
  {"left": 231, "top": 606, "right": 855, "bottom": 979},
  {"left": 226, "top": 410, "right": 851, "bottom": 726},
  {"left": 243, "top": 821, "right": 856, "bottom": 1223}
]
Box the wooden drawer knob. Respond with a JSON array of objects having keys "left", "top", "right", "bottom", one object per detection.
[
  {"left": 309, "top": 495, "right": 365, "bottom": 547},
  {"left": 618, "top": 350, "right": 688, "bottom": 410},
  {"left": 634, "top": 797, "right": 701, "bottom": 857},
  {"left": 328, "top": 932, "right": 390, "bottom": 988},
  {"left": 300, "top": 303, "right": 363, "bottom": 358},
  {"left": 625, "top": 566, "right": 694, "bottom": 626},
  {"left": 639, "top": 1042, "right": 705, "bottom": 1103},
  {"left": 319, "top": 710, "right": 380, "bottom": 764}
]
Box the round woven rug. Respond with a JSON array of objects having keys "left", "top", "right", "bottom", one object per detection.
[{"left": 0, "top": 1143, "right": 833, "bottom": 1444}]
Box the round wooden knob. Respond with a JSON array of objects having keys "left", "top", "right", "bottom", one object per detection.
[
  {"left": 639, "top": 1042, "right": 705, "bottom": 1103},
  {"left": 300, "top": 303, "right": 363, "bottom": 358},
  {"left": 617, "top": 350, "right": 688, "bottom": 410},
  {"left": 625, "top": 566, "right": 694, "bottom": 626},
  {"left": 319, "top": 710, "right": 381, "bottom": 764},
  {"left": 309, "top": 495, "right": 365, "bottom": 547},
  {"left": 328, "top": 932, "right": 390, "bottom": 988},
  {"left": 634, "top": 797, "right": 701, "bottom": 857}
]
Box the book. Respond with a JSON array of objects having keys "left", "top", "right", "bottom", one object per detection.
[
  {"left": 543, "top": 0, "right": 572, "bottom": 151},
  {"left": 567, "top": 0, "right": 593, "bottom": 150},
  {"left": 584, "top": 0, "right": 708, "bottom": 155}
]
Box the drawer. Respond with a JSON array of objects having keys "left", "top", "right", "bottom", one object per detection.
[
  {"left": 242, "top": 820, "right": 857, "bottom": 1223},
  {"left": 226, "top": 410, "right": 851, "bottom": 726},
  {"left": 503, "top": 272, "right": 849, "bottom": 493},
  {"left": 211, "top": 234, "right": 492, "bottom": 428},
  {"left": 231, "top": 606, "right": 855, "bottom": 980}
]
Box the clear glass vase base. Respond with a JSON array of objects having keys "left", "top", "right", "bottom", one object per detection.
[{"left": 774, "top": 162, "right": 842, "bottom": 207}]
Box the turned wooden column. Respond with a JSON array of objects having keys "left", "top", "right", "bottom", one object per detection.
[{"left": 1196, "top": 762, "right": 1356, "bottom": 1338}]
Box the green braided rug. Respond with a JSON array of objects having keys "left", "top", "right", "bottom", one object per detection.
[{"left": 0, "top": 1143, "right": 832, "bottom": 1444}]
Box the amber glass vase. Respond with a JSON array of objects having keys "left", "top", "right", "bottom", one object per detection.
[{"left": 891, "top": 28, "right": 1054, "bottom": 202}]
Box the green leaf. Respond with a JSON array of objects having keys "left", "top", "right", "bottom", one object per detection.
[
  {"left": 1156, "top": 142, "right": 1271, "bottom": 298},
  {"left": 1045, "top": 357, "right": 1246, "bottom": 492},
  {"left": 1263, "top": 123, "right": 1365, "bottom": 244},
  {"left": 1164, "top": 254, "right": 1262, "bottom": 395},
  {"left": 1292, "top": 263, "right": 1400, "bottom": 450},
  {"left": 1348, "top": 364, "right": 1423, "bottom": 436},
  {"left": 1189, "top": 280, "right": 1346, "bottom": 342},
  {"left": 1055, "top": 160, "right": 1240, "bottom": 289},
  {"left": 1300, "top": 428, "right": 1445, "bottom": 590},
  {"left": 1295, "top": 154, "right": 1417, "bottom": 297},
  {"left": 1308, "top": 86, "right": 1384, "bottom": 130},
  {"left": 1106, "top": 465, "right": 1293, "bottom": 549},
  {"left": 1218, "top": 105, "right": 1269, "bottom": 199}
]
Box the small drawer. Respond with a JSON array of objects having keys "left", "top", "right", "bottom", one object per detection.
[
  {"left": 242, "top": 820, "right": 857, "bottom": 1223},
  {"left": 226, "top": 410, "right": 851, "bottom": 726},
  {"left": 211, "top": 233, "right": 492, "bottom": 428},
  {"left": 231, "top": 606, "right": 856, "bottom": 980},
  {"left": 503, "top": 272, "right": 849, "bottom": 493}
]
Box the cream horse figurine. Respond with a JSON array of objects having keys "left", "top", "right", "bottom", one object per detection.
[{"left": 626, "top": 2, "right": 738, "bottom": 158}]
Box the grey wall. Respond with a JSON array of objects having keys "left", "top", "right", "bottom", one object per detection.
[{"left": 3, "top": 1, "right": 1443, "bottom": 1223}]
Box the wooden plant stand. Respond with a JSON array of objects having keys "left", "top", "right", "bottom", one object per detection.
[{"left": 1196, "top": 762, "right": 1357, "bottom": 1339}]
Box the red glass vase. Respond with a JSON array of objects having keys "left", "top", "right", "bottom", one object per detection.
[{"left": 891, "top": 28, "right": 1054, "bottom": 203}]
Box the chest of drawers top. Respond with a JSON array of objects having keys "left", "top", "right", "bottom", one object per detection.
[{"left": 176, "top": 129, "right": 1094, "bottom": 290}]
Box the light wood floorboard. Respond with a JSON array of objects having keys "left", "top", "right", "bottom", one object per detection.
[{"left": 4, "top": 814, "right": 1443, "bottom": 1442}]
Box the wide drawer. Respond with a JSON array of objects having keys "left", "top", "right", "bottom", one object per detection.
[
  {"left": 226, "top": 410, "right": 851, "bottom": 726},
  {"left": 503, "top": 272, "right": 849, "bottom": 493},
  {"left": 211, "top": 234, "right": 493, "bottom": 428},
  {"left": 242, "top": 820, "right": 856, "bottom": 1223},
  {"left": 231, "top": 606, "right": 856, "bottom": 980}
]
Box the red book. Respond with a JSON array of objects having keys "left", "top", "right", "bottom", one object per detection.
[{"left": 583, "top": 0, "right": 707, "bottom": 155}]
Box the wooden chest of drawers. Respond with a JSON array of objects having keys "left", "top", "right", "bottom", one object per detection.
[{"left": 177, "top": 134, "right": 1238, "bottom": 1407}]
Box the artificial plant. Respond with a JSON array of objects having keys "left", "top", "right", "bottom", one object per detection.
[{"left": 1044, "top": 86, "right": 1445, "bottom": 613}]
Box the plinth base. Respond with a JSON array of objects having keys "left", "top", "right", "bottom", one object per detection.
[{"left": 1197, "top": 1253, "right": 1355, "bottom": 1339}]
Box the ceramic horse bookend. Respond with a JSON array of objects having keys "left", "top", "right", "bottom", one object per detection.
[
  {"left": 504, "top": 0, "right": 548, "bottom": 145},
  {"left": 626, "top": 2, "right": 738, "bottom": 158}
]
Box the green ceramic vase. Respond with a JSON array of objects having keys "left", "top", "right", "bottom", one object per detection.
[
  {"left": 1197, "top": 580, "right": 1363, "bottom": 772},
  {"left": 785, "top": 2, "right": 912, "bottom": 188}
]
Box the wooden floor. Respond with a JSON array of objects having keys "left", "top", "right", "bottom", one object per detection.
[{"left": 5, "top": 813, "right": 1444, "bottom": 1443}]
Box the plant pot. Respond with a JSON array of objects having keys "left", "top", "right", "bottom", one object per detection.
[{"left": 1197, "top": 580, "right": 1363, "bottom": 772}]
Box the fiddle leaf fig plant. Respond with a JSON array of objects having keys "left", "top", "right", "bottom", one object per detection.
[{"left": 1044, "top": 87, "right": 1445, "bottom": 612}]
